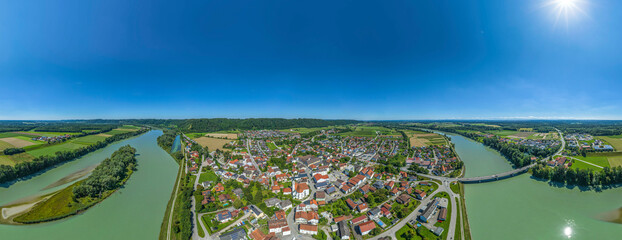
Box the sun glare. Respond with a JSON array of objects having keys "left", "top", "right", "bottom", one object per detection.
[
  {"left": 541, "top": 0, "right": 589, "bottom": 28},
  {"left": 564, "top": 226, "right": 573, "bottom": 238}
]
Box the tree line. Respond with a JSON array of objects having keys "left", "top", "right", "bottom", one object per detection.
[
  {"left": 155, "top": 132, "right": 192, "bottom": 240},
  {"left": 531, "top": 163, "right": 622, "bottom": 186},
  {"left": 478, "top": 135, "right": 556, "bottom": 168},
  {"left": 3, "top": 148, "right": 25, "bottom": 155},
  {"left": 0, "top": 128, "right": 148, "bottom": 184},
  {"left": 73, "top": 145, "right": 137, "bottom": 198},
  {"left": 178, "top": 118, "right": 359, "bottom": 132}
]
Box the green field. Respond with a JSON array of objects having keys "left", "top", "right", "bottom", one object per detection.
[
  {"left": 14, "top": 136, "right": 42, "bottom": 144},
  {"left": 336, "top": 126, "right": 398, "bottom": 137},
  {"left": 574, "top": 155, "right": 610, "bottom": 168},
  {"left": 570, "top": 160, "right": 602, "bottom": 171},
  {"left": 0, "top": 155, "right": 14, "bottom": 166},
  {"left": 281, "top": 126, "right": 338, "bottom": 134},
  {"left": 267, "top": 141, "right": 278, "bottom": 151},
  {"left": 468, "top": 123, "right": 501, "bottom": 128},
  {"left": 25, "top": 131, "right": 82, "bottom": 137},
  {"left": 587, "top": 151, "right": 622, "bottom": 167},
  {"left": 28, "top": 142, "right": 89, "bottom": 157},
  {"left": 106, "top": 129, "right": 135, "bottom": 135},
  {"left": 71, "top": 135, "right": 108, "bottom": 145},
  {"left": 186, "top": 132, "right": 209, "bottom": 138},
  {"left": 119, "top": 125, "right": 140, "bottom": 130},
  {"left": 0, "top": 132, "right": 39, "bottom": 138},
  {"left": 0, "top": 140, "right": 14, "bottom": 151},
  {"left": 486, "top": 130, "right": 519, "bottom": 137},
  {"left": 199, "top": 171, "right": 219, "bottom": 183},
  {"left": 608, "top": 155, "right": 622, "bottom": 167},
  {"left": 0, "top": 152, "right": 35, "bottom": 166}
]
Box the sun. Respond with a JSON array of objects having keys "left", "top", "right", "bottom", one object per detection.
[{"left": 541, "top": 0, "right": 589, "bottom": 28}]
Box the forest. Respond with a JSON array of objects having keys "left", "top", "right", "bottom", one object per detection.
[
  {"left": 388, "top": 120, "right": 622, "bottom": 136},
  {"left": 73, "top": 145, "right": 137, "bottom": 198},
  {"left": 478, "top": 135, "right": 556, "bottom": 167},
  {"left": 177, "top": 118, "right": 358, "bottom": 132},
  {"left": 0, "top": 120, "right": 121, "bottom": 133},
  {"left": 531, "top": 163, "right": 622, "bottom": 187},
  {"left": 0, "top": 128, "right": 148, "bottom": 184},
  {"left": 157, "top": 130, "right": 178, "bottom": 151}
]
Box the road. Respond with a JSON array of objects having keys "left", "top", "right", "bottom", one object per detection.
[
  {"left": 554, "top": 128, "right": 565, "bottom": 156},
  {"left": 191, "top": 156, "right": 204, "bottom": 240},
  {"left": 167, "top": 153, "right": 187, "bottom": 240},
  {"left": 369, "top": 187, "right": 443, "bottom": 240}
]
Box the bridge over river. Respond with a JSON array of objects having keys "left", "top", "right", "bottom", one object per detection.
[
  {"left": 421, "top": 163, "right": 536, "bottom": 184},
  {"left": 421, "top": 128, "right": 564, "bottom": 184}
]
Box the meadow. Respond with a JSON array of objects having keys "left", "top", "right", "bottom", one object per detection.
[
  {"left": 71, "top": 135, "right": 108, "bottom": 145},
  {"left": 28, "top": 143, "right": 88, "bottom": 157},
  {"left": 337, "top": 126, "right": 398, "bottom": 137}
]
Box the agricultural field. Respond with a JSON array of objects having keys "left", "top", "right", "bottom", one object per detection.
[
  {"left": 71, "top": 135, "right": 108, "bottom": 145},
  {"left": 487, "top": 130, "right": 519, "bottom": 137},
  {"left": 23, "top": 131, "right": 83, "bottom": 137},
  {"left": 608, "top": 154, "right": 622, "bottom": 167},
  {"left": 468, "top": 123, "right": 501, "bottom": 128},
  {"left": 28, "top": 143, "right": 88, "bottom": 157},
  {"left": 0, "top": 137, "right": 38, "bottom": 148},
  {"left": 532, "top": 132, "right": 560, "bottom": 140},
  {"left": 588, "top": 152, "right": 622, "bottom": 168},
  {"left": 282, "top": 126, "right": 340, "bottom": 134},
  {"left": 0, "top": 132, "right": 41, "bottom": 139},
  {"left": 572, "top": 155, "right": 610, "bottom": 168},
  {"left": 570, "top": 160, "right": 602, "bottom": 171},
  {"left": 205, "top": 133, "right": 238, "bottom": 139},
  {"left": 106, "top": 129, "right": 137, "bottom": 136},
  {"left": 598, "top": 136, "right": 622, "bottom": 151},
  {"left": 336, "top": 126, "right": 398, "bottom": 137},
  {"left": 507, "top": 131, "right": 535, "bottom": 139},
  {"left": 406, "top": 130, "right": 446, "bottom": 147},
  {"left": 0, "top": 155, "right": 13, "bottom": 166},
  {"left": 119, "top": 125, "right": 140, "bottom": 130},
  {"left": 0, "top": 139, "right": 16, "bottom": 151},
  {"left": 0, "top": 152, "right": 36, "bottom": 166},
  {"left": 193, "top": 137, "right": 235, "bottom": 151}
]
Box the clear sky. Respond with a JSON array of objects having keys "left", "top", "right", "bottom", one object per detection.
[{"left": 1, "top": 0, "right": 621, "bottom": 120}]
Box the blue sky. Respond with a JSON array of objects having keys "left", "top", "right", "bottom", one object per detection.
[{"left": 1, "top": 0, "right": 621, "bottom": 120}]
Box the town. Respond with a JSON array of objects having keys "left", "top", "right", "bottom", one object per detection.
[{"left": 180, "top": 127, "right": 463, "bottom": 240}]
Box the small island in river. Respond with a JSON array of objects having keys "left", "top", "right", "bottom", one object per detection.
[{"left": 10, "top": 145, "right": 137, "bottom": 224}]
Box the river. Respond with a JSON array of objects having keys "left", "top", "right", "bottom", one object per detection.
[
  {"left": 0, "top": 130, "right": 178, "bottom": 240},
  {"left": 445, "top": 133, "right": 622, "bottom": 240}
]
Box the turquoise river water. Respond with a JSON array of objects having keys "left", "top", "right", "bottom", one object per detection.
[
  {"left": 0, "top": 130, "right": 178, "bottom": 240},
  {"left": 446, "top": 133, "right": 622, "bottom": 240}
]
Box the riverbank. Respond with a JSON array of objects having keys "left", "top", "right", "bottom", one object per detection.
[
  {"left": 0, "top": 130, "right": 178, "bottom": 240},
  {"left": 8, "top": 146, "right": 137, "bottom": 224},
  {"left": 0, "top": 128, "right": 148, "bottom": 185}
]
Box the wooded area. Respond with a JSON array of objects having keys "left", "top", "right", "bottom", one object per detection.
[{"left": 73, "top": 145, "right": 137, "bottom": 198}]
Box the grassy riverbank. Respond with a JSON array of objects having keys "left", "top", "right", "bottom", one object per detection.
[
  {"left": 13, "top": 146, "right": 137, "bottom": 224},
  {"left": 158, "top": 130, "right": 193, "bottom": 240}
]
